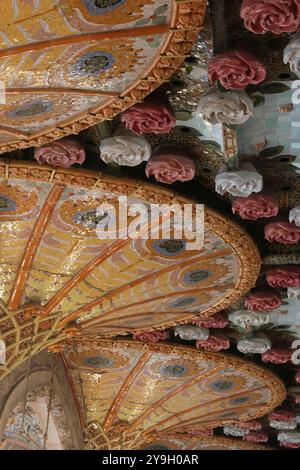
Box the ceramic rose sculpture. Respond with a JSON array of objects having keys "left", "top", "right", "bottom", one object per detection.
[
  {"left": 145, "top": 154, "right": 195, "bottom": 184},
  {"left": 229, "top": 310, "right": 270, "bottom": 328},
  {"left": 241, "top": 0, "right": 300, "bottom": 34},
  {"left": 232, "top": 195, "right": 279, "bottom": 220},
  {"left": 245, "top": 289, "right": 282, "bottom": 311},
  {"left": 215, "top": 162, "right": 263, "bottom": 197},
  {"left": 100, "top": 129, "right": 151, "bottom": 167},
  {"left": 34, "top": 137, "right": 86, "bottom": 168},
  {"left": 133, "top": 331, "right": 169, "bottom": 343},
  {"left": 121, "top": 95, "right": 176, "bottom": 135},
  {"left": 174, "top": 325, "right": 209, "bottom": 341},
  {"left": 265, "top": 221, "right": 300, "bottom": 245},
  {"left": 262, "top": 349, "right": 291, "bottom": 364},
  {"left": 196, "top": 332, "right": 230, "bottom": 352},
  {"left": 197, "top": 89, "right": 254, "bottom": 125},
  {"left": 289, "top": 205, "right": 300, "bottom": 226},
  {"left": 266, "top": 266, "right": 300, "bottom": 288},
  {"left": 208, "top": 50, "right": 266, "bottom": 89},
  {"left": 237, "top": 337, "right": 272, "bottom": 354}
]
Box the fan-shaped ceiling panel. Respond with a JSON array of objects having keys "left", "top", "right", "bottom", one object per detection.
[
  {"left": 0, "top": 0, "right": 206, "bottom": 153},
  {"left": 63, "top": 339, "right": 285, "bottom": 450}
]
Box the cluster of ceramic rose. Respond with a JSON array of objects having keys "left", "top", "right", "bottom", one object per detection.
[
  {"left": 215, "top": 162, "right": 300, "bottom": 245},
  {"left": 268, "top": 408, "right": 300, "bottom": 448},
  {"left": 33, "top": 95, "right": 196, "bottom": 185},
  {"left": 174, "top": 313, "right": 231, "bottom": 353},
  {"left": 228, "top": 265, "right": 300, "bottom": 364},
  {"left": 223, "top": 421, "right": 268, "bottom": 443},
  {"left": 99, "top": 97, "right": 196, "bottom": 185}
]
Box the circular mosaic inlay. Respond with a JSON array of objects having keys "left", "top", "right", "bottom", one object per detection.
[
  {"left": 170, "top": 297, "right": 196, "bottom": 309},
  {"left": 74, "top": 51, "right": 115, "bottom": 76},
  {"left": 152, "top": 239, "right": 186, "bottom": 257},
  {"left": 184, "top": 270, "right": 210, "bottom": 284},
  {"left": 10, "top": 101, "right": 53, "bottom": 118},
  {"left": 84, "top": 355, "right": 113, "bottom": 368},
  {"left": 161, "top": 364, "right": 187, "bottom": 378},
  {"left": 84, "top": 0, "right": 126, "bottom": 14},
  {"left": 210, "top": 380, "right": 235, "bottom": 393}
]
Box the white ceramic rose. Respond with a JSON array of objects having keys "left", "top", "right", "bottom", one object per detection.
[
  {"left": 100, "top": 129, "right": 151, "bottom": 167},
  {"left": 278, "top": 431, "right": 300, "bottom": 443},
  {"left": 237, "top": 337, "right": 272, "bottom": 354},
  {"left": 174, "top": 325, "right": 209, "bottom": 341},
  {"left": 197, "top": 89, "right": 254, "bottom": 125},
  {"left": 229, "top": 310, "right": 270, "bottom": 328},
  {"left": 289, "top": 205, "right": 300, "bottom": 227},
  {"left": 270, "top": 420, "right": 297, "bottom": 431},
  {"left": 215, "top": 162, "right": 263, "bottom": 197},
  {"left": 284, "top": 31, "right": 300, "bottom": 76},
  {"left": 223, "top": 425, "right": 249, "bottom": 437},
  {"left": 288, "top": 286, "right": 300, "bottom": 301}
]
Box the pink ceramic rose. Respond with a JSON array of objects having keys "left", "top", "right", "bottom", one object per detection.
[
  {"left": 208, "top": 50, "right": 266, "bottom": 90},
  {"left": 238, "top": 420, "right": 262, "bottom": 431},
  {"left": 242, "top": 432, "right": 268, "bottom": 443},
  {"left": 133, "top": 330, "right": 169, "bottom": 343},
  {"left": 266, "top": 266, "right": 300, "bottom": 288},
  {"left": 245, "top": 290, "right": 282, "bottom": 311},
  {"left": 262, "top": 348, "right": 291, "bottom": 364},
  {"left": 280, "top": 442, "right": 300, "bottom": 448},
  {"left": 241, "top": 0, "right": 300, "bottom": 34},
  {"left": 193, "top": 313, "right": 229, "bottom": 329},
  {"left": 34, "top": 138, "right": 86, "bottom": 168},
  {"left": 145, "top": 154, "right": 195, "bottom": 184},
  {"left": 121, "top": 100, "right": 176, "bottom": 135},
  {"left": 265, "top": 222, "right": 300, "bottom": 245},
  {"left": 196, "top": 333, "right": 230, "bottom": 352},
  {"left": 269, "top": 409, "right": 296, "bottom": 422},
  {"left": 232, "top": 195, "right": 279, "bottom": 221}
]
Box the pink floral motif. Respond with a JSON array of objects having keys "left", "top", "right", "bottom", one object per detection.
[
  {"left": 238, "top": 420, "right": 262, "bottom": 431},
  {"left": 232, "top": 195, "right": 279, "bottom": 220},
  {"left": 242, "top": 432, "right": 268, "bottom": 443},
  {"left": 145, "top": 154, "right": 195, "bottom": 184},
  {"left": 34, "top": 138, "right": 86, "bottom": 168},
  {"left": 196, "top": 333, "right": 230, "bottom": 352},
  {"left": 265, "top": 222, "right": 300, "bottom": 245},
  {"left": 262, "top": 349, "right": 291, "bottom": 364},
  {"left": 241, "top": 0, "right": 300, "bottom": 35},
  {"left": 266, "top": 266, "right": 300, "bottom": 288},
  {"left": 208, "top": 50, "right": 266, "bottom": 90},
  {"left": 280, "top": 441, "right": 300, "bottom": 448},
  {"left": 193, "top": 313, "right": 229, "bottom": 329},
  {"left": 269, "top": 408, "right": 296, "bottom": 422},
  {"left": 133, "top": 330, "right": 169, "bottom": 343},
  {"left": 245, "top": 289, "right": 282, "bottom": 311},
  {"left": 121, "top": 99, "right": 176, "bottom": 135}
]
